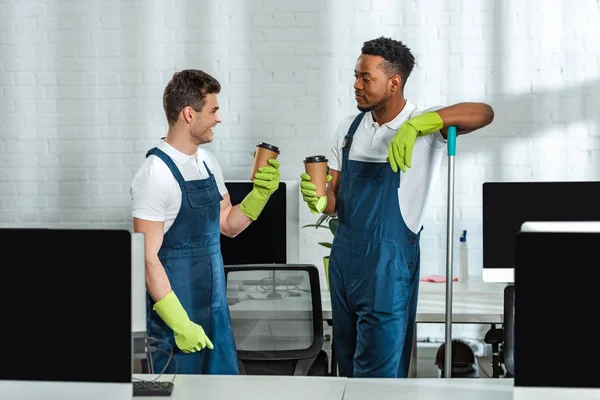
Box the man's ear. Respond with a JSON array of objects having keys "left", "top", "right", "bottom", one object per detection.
[
  {"left": 390, "top": 75, "right": 402, "bottom": 93},
  {"left": 182, "top": 106, "right": 194, "bottom": 124}
]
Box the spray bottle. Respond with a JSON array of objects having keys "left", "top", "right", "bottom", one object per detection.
[{"left": 458, "top": 230, "right": 469, "bottom": 282}]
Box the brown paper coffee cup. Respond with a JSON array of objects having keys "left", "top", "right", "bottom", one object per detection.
[
  {"left": 250, "top": 142, "right": 280, "bottom": 181},
  {"left": 304, "top": 155, "right": 328, "bottom": 196}
]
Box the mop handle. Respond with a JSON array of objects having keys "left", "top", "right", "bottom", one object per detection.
[
  {"left": 447, "top": 126, "right": 457, "bottom": 156},
  {"left": 444, "top": 126, "right": 457, "bottom": 378}
]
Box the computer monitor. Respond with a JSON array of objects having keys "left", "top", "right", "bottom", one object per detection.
[
  {"left": 482, "top": 181, "right": 600, "bottom": 283},
  {"left": 220, "top": 180, "right": 299, "bottom": 265},
  {"left": 514, "top": 221, "right": 600, "bottom": 400},
  {"left": 131, "top": 232, "right": 147, "bottom": 362},
  {"left": 0, "top": 228, "right": 133, "bottom": 400}
]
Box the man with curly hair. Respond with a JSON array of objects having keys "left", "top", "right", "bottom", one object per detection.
[
  {"left": 131, "top": 70, "right": 280, "bottom": 374},
  {"left": 300, "top": 37, "right": 494, "bottom": 378}
]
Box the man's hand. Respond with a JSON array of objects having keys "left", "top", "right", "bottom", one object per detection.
[
  {"left": 253, "top": 159, "right": 280, "bottom": 195},
  {"left": 387, "top": 111, "right": 444, "bottom": 173},
  {"left": 153, "top": 291, "right": 214, "bottom": 353},
  {"left": 240, "top": 159, "right": 280, "bottom": 220},
  {"left": 300, "top": 173, "right": 332, "bottom": 214}
]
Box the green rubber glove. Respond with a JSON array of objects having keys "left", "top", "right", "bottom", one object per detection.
[
  {"left": 387, "top": 111, "right": 444, "bottom": 173},
  {"left": 240, "top": 159, "right": 280, "bottom": 220},
  {"left": 153, "top": 291, "right": 214, "bottom": 353},
  {"left": 300, "top": 173, "right": 332, "bottom": 214}
]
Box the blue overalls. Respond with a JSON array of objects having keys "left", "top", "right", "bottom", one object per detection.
[
  {"left": 145, "top": 147, "right": 239, "bottom": 375},
  {"left": 329, "top": 113, "right": 421, "bottom": 378}
]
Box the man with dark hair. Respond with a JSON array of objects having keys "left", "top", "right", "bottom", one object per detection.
[
  {"left": 131, "top": 69, "right": 280, "bottom": 374},
  {"left": 300, "top": 37, "right": 494, "bottom": 378}
]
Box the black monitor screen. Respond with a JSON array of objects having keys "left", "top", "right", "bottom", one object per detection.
[
  {"left": 1, "top": 228, "right": 132, "bottom": 384},
  {"left": 482, "top": 181, "right": 600, "bottom": 270},
  {"left": 515, "top": 231, "right": 600, "bottom": 389},
  {"left": 220, "top": 182, "right": 287, "bottom": 265}
]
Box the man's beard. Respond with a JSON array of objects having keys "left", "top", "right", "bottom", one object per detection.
[
  {"left": 357, "top": 103, "right": 376, "bottom": 112},
  {"left": 191, "top": 125, "right": 212, "bottom": 145},
  {"left": 356, "top": 93, "right": 389, "bottom": 113}
]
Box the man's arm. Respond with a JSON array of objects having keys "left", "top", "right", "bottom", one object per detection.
[
  {"left": 323, "top": 169, "right": 341, "bottom": 216},
  {"left": 133, "top": 217, "right": 214, "bottom": 351},
  {"left": 387, "top": 102, "right": 494, "bottom": 173},
  {"left": 437, "top": 102, "right": 495, "bottom": 138},
  {"left": 220, "top": 193, "right": 252, "bottom": 238},
  {"left": 133, "top": 217, "right": 171, "bottom": 302}
]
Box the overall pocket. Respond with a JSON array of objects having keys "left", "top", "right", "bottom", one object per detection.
[
  {"left": 371, "top": 243, "right": 408, "bottom": 315},
  {"left": 343, "top": 175, "right": 385, "bottom": 231},
  {"left": 184, "top": 181, "right": 222, "bottom": 224},
  {"left": 185, "top": 184, "right": 221, "bottom": 209}
]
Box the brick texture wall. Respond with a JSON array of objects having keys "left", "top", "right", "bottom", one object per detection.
[{"left": 1, "top": 0, "right": 599, "bottom": 286}]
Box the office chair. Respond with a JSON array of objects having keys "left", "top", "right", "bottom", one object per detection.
[
  {"left": 483, "top": 283, "right": 515, "bottom": 378},
  {"left": 224, "top": 264, "right": 326, "bottom": 376},
  {"left": 484, "top": 323, "right": 505, "bottom": 378}
]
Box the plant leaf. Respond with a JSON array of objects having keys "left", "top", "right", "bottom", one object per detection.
[
  {"left": 315, "top": 214, "right": 330, "bottom": 228},
  {"left": 329, "top": 218, "right": 338, "bottom": 235},
  {"left": 302, "top": 224, "right": 329, "bottom": 229},
  {"left": 318, "top": 242, "right": 332, "bottom": 249}
]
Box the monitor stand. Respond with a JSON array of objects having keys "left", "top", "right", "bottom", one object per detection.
[{"left": 266, "top": 270, "right": 282, "bottom": 299}]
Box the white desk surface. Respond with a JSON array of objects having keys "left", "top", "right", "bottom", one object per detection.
[
  {"left": 229, "top": 281, "right": 505, "bottom": 325},
  {"left": 416, "top": 281, "right": 505, "bottom": 324},
  {"left": 133, "top": 374, "right": 347, "bottom": 400},
  {"left": 343, "top": 377, "right": 515, "bottom": 400},
  {"left": 133, "top": 374, "right": 514, "bottom": 400},
  {"left": 322, "top": 281, "right": 506, "bottom": 324}
]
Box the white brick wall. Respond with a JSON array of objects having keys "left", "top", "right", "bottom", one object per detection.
[{"left": 1, "top": 0, "right": 599, "bottom": 290}]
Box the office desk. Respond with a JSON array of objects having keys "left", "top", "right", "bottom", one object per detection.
[
  {"left": 133, "top": 374, "right": 514, "bottom": 400},
  {"left": 343, "top": 377, "right": 514, "bottom": 400},
  {"left": 227, "top": 280, "right": 505, "bottom": 377},
  {"left": 133, "top": 374, "right": 347, "bottom": 400},
  {"left": 322, "top": 281, "right": 505, "bottom": 323},
  {"left": 229, "top": 281, "right": 505, "bottom": 323},
  {"left": 413, "top": 281, "right": 505, "bottom": 324}
]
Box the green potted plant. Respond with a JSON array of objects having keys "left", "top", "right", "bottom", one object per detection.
[{"left": 302, "top": 214, "right": 338, "bottom": 291}]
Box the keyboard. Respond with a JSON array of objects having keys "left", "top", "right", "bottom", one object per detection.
[{"left": 133, "top": 380, "right": 174, "bottom": 397}]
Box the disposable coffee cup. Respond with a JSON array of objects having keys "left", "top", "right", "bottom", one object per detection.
[
  {"left": 304, "top": 155, "right": 328, "bottom": 196},
  {"left": 250, "top": 142, "right": 280, "bottom": 181}
]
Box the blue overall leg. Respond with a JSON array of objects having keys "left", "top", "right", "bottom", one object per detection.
[{"left": 329, "top": 233, "right": 357, "bottom": 378}]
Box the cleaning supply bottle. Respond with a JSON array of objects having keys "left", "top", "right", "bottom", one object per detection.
[{"left": 458, "top": 230, "right": 469, "bottom": 282}]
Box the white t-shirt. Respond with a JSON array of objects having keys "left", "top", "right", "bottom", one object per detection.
[
  {"left": 329, "top": 100, "right": 447, "bottom": 234},
  {"left": 131, "top": 139, "right": 228, "bottom": 233}
]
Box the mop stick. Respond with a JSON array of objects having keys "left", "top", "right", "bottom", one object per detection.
[{"left": 444, "top": 126, "right": 457, "bottom": 378}]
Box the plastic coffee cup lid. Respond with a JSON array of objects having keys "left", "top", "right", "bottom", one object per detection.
[
  {"left": 304, "top": 155, "right": 328, "bottom": 163},
  {"left": 256, "top": 142, "right": 280, "bottom": 154}
]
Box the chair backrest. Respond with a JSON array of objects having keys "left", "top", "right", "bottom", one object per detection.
[{"left": 224, "top": 264, "right": 324, "bottom": 376}]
